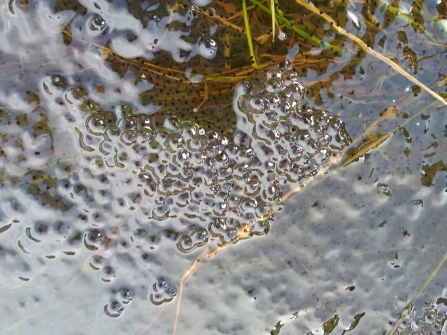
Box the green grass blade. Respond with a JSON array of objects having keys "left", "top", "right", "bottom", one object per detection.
[{"left": 242, "top": 0, "right": 259, "bottom": 69}]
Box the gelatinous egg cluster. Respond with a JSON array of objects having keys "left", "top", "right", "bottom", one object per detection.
[
  {"left": 395, "top": 307, "right": 446, "bottom": 334},
  {"left": 236, "top": 67, "right": 351, "bottom": 184},
  {"left": 74, "top": 67, "right": 351, "bottom": 253},
  {"left": 0, "top": 67, "right": 351, "bottom": 316},
  {"left": 103, "top": 286, "right": 133, "bottom": 318}
]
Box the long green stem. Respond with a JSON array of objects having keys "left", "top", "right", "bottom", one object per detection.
[
  {"left": 242, "top": 0, "right": 259, "bottom": 69},
  {"left": 270, "top": 0, "right": 275, "bottom": 42}
]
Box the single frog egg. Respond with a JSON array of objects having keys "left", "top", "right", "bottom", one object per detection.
[{"left": 199, "top": 38, "right": 218, "bottom": 60}]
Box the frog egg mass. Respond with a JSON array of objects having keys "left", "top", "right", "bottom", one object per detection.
[
  {"left": 73, "top": 67, "right": 351, "bottom": 254},
  {"left": 0, "top": 67, "right": 351, "bottom": 313}
]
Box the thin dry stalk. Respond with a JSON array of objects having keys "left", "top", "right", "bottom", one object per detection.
[{"left": 296, "top": 0, "right": 447, "bottom": 107}]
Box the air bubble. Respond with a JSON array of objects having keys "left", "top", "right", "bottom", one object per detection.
[
  {"left": 190, "top": 74, "right": 204, "bottom": 84},
  {"left": 150, "top": 277, "right": 176, "bottom": 305},
  {"left": 282, "top": 70, "right": 299, "bottom": 85},
  {"left": 264, "top": 93, "right": 280, "bottom": 110},
  {"left": 101, "top": 266, "right": 116, "bottom": 282},
  {"left": 149, "top": 14, "right": 160, "bottom": 27},
  {"left": 206, "top": 7, "right": 217, "bottom": 16},
  {"left": 290, "top": 82, "right": 305, "bottom": 100},
  {"left": 84, "top": 229, "right": 104, "bottom": 251},
  {"left": 264, "top": 78, "right": 284, "bottom": 94},
  {"left": 177, "top": 228, "right": 209, "bottom": 253},
  {"left": 117, "top": 287, "right": 133, "bottom": 304},
  {"left": 250, "top": 97, "right": 265, "bottom": 110},
  {"left": 191, "top": 0, "right": 213, "bottom": 7},
  {"left": 199, "top": 38, "right": 218, "bottom": 60},
  {"left": 104, "top": 301, "right": 124, "bottom": 318},
  {"left": 42, "top": 75, "right": 67, "bottom": 96},
  {"left": 277, "top": 31, "right": 287, "bottom": 41},
  {"left": 436, "top": 20, "right": 447, "bottom": 39},
  {"left": 89, "top": 255, "right": 105, "bottom": 270},
  {"left": 64, "top": 86, "right": 87, "bottom": 104},
  {"left": 89, "top": 14, "right": 107, "bottom": 34},
  {"left": 266, "top": 68, "right": 282, "bottom": 79}
]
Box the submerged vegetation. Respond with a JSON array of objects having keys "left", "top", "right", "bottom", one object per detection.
[{"left": 1, "top": 0, "right": 447, "bottom": 334}]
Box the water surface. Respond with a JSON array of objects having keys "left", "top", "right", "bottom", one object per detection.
[{"left": 1, "top": 0, "right": 447, "bottom": 334}]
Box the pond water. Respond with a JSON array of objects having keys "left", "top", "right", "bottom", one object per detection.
[{"left": 1, "top": 0, "right": 447, "bottom": 334}]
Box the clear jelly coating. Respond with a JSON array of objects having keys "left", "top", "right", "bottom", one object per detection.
[
  {"left": 0, "top": 66, "right": 351, "bottom": 316},
  {"left": 68, "top": 66, "right": 351, "bottom": 256}
]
